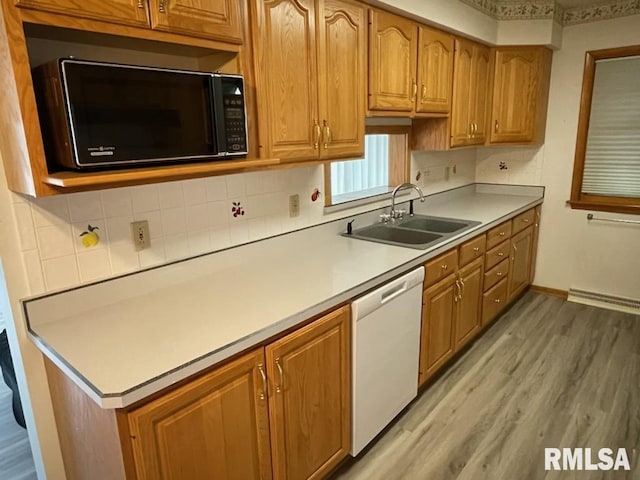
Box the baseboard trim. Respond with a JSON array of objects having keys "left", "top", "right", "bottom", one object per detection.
[
  {"left": 567, "top": 288, "right": 640, "bottom": 315},
  {"left": 531, "top": 285, "right": 569, "bottom": 299}
]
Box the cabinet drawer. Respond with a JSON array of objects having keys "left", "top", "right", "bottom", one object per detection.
[
  {"left": 482, "top": 278, "right": 508, "bottom": 325},
  {"left": 424, "top": 249, "right": 458, "bottom": 287},
  {"left": 486, "top": 220, "right": 512, "bottom": 249},
  {"left": 459, "top": 234, "right": 486, "bottom": 267},
  {"left": 485, "top": 239, "right": 510, "bottom": 270},
  {"left": 484, "top": 258, "right": 509, "bottom": 291},
  {"left": 512, "top": 208, "right": 535, "bottom": 234}
]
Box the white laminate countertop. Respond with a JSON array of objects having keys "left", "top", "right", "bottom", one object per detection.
[{"left": 23, "top": 184, "right": 544, "bottom": 408}]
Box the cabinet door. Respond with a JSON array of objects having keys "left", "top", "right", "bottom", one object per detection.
[
  {"left": 128, "top": 349, "right": 272, "bottom": 480},
  {"left": 266, "top": 306, "right": 350, "bottom": 480},
  {"left": 508, "top": 225, "right": 533, "bottom": 302},
  {"left": 455, "top": 257, "right": 483, "bottom": 350},
  {"left": 529, "top": 206, "right": 541, "bottom": 283},
  {"left": 419, "top": 274, "right": 457, "bottom": 387},
  {"left": 253, "top": 0, "right": 320, "bottom": 161},
  {"left": 416, "top": 26, "right": 454, "bottom": 114},
  {"left": 490, "top": 48, "right": 540, "bottom": 143},
  {"left": 15, "top": 0, "right": 149, "bottom": 26},
  {"left": 317, "top": 0, "right": 366, "bottom": 159},
  {"left": 469, "top": 43, "right": 491, "bottom": 145},
  {"left": 450, "top": 38, "right": 473, "bottom": 147},
  {"left": 368, "top": 10, "right": 417, "bottom": 112},
  {"left": 149, "top": 0, "right": 242, "bottom": 43}
]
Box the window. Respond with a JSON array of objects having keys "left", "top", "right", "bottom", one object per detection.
[
  {"left": 570, "top": 45, "right": 640, "bottom": 214},
  {"left": 324, "top": 126, "right": 410, "bottom": 207}
]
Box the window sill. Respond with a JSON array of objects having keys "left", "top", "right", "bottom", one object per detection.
[
  {"left": 567, "top": 199, "right": 640, "bottom": 215},
  {"left": 324, "top": 188, "right": 411, "bottom": 214}
]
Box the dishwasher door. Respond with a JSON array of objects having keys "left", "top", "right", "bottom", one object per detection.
[{"left": 351, "top": 266, "right": 425, "bottom": 456}]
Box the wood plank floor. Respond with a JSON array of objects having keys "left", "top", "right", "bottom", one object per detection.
[
  {"left": 0, "top": 377, "right": 36, "bottom": 480},
  {"left": 334, "top": 292, "right": 640, "bottom": 480}
]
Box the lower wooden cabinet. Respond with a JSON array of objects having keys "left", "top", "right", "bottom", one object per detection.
[
  {"left": 46, "top": 305, "right": 351, "bottom": 480},
  {"left": 508, "top": 225, "right": 534, "bottom": 302},
  {"left": 454, "top": 257, "right": 483, "bottom": 349},
  {"left": 128, "top": 349, "right": 273, "bottom": 480}
]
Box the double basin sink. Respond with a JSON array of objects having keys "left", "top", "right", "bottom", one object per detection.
[{"left": 346, "top": 214, "right": 481, "bottom": 250}]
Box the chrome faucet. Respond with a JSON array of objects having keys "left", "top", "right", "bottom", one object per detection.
[{"left": 390, "top": 183, "right": 425, "bottom": 219}]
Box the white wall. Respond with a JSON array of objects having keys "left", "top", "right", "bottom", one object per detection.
[{"left": 534, "top": 14, "right": 640, "bottom": 299}]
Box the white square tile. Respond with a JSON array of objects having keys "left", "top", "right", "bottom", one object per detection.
[
  {"left": 106, "top": 216, "right": 134, "bottom": 246},
  {"left": 72, "top": 220, "right": 106, "bottom": 252},
  {"left": 10, "top": 192, "right": 27, "bottom": 204},
  {"left": 210, "top": 225, "right": 231, "bottom": 251},
  {"left": 188, "top": 229, "right": 211, "bottom": 256},
  {"left": 208, "top": 201, "right": 229, "bottom": 226},
  {"left": 68, "top": 191, "right": 104, "bottom": 222},
  {"left": 226, "top": 174, "right": 246, "bottom": 198},
  {"left": 22, "top": 250, "right": 45, "bottom": 295},
  {"left": 161, "top": 207, "right": 186, "bottom": 237},
  {"left": 205, "top": 176, "right": 227, "bottom": 202},
  {"left": 264, "top": 215, "right": 284, "bottom": 237},
  {"left": 36, "top": 225, "right": 75, "bottom": 260},
  {"left": 108, "top": 244, "right": 140, "bottom": 275},
  {"left": 131, "top": 185, "right": 160, "bottom": 213},
  {"left": 182, "top": 179, "right": 207, "bottom": 205},
  {"left": 42, "top": 255, "right": 79, "bottom": 291},
  {"left": 12, "top": 203, "right": 37, "bottom": 251},
  {"left": 77, "top": 249, "right": 112, "bottom": 283},
  {"left": 139, "top": 239, "right": 166, "bottom": 268},
  {"left": 101, "top": 188, "right": 133, "bottom": 218},
  {"left": 185, "top": 204, "right": 211, "bottom": 231},
  {"left": 31, "top": 196, "right": 70, "bottom": 227},
  {"left": 164, "top": 234, "right": 189, "bottom": 262},
  {"left": 158, "top": 182, "right": 185, "bottom": 209},
  {"left": 246, "top": 171, "right": 284, "bottom": 195},
  {"left": 248, "top": 217, "right": 266, "bottom": 241},
  {"left": 229, "top": 221, "right": 249, "bottom": 246}
]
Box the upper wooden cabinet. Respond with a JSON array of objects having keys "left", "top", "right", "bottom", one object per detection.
[
  {"left": 253, "top": 0, "right": 365, "bottom": 162},
  {"left": 15, "top": 0, "right": 149, "bottom": 27},
  {"left": 149, "top": 0, "right": 242, "bottom": 43},
  {"left": 369, "top": 10, "right": 453, "bottom": 116},
  {"left": 451, "top": 38, "right": 491, "bottom": 147},
  {"left": 416, "top": 25, "right": 454, "bottom": 114},
  {"left": 489, "top": 46, "right": 552, "bottom": 145},
  {"left": 15, "top": 0, "right": 242, "bottom": 42}
]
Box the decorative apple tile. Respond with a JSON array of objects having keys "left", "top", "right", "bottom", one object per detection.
[
  {"left": 79, "top": 224, "right": 100, "bottom": 248},
  {"left": 311, "top": 188, "right": 321, "bottom": 202},
  {"left": 231, "top": 201, "right": 245, "bottom": 218}
]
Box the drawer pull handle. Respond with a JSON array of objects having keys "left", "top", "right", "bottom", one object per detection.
[
  {"left": 523, "top": 219, "right": 530, "bottom": 223},
  {"left": 275, "top": 358, "right": 284, "bottom": 393},
  {"left": 496, "top": 272, "right": 503, "bottom": 277},
  {"left": 473, "top": 247, "right": 480, "bottom": 252},
  {"left": 257, "top": 363, "right": 267, "bottom": 400},
  {"left": 497, "top": 252, "right": 505, "bottom": 257},
  {"left": 499, "top": 232, "right": 506, "bottom": 236},
  {"left": 441, "top": 264, "right": 448, "bottom": 271},
  {"left": 137, "top": 0, "right": 144, "bottom": 8},
  {"left": 494, "top": 298, "right": 501, "bottom": 303},
  {"left": 159, "top": 0, "right": 166, "bottom": 13}
]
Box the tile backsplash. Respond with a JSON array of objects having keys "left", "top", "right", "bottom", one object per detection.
[{"left": 11, "top": 145, "right": 535, "bottom": 295}]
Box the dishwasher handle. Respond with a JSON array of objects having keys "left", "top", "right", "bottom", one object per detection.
[{"left": 352, "top": 267, "right": 425, "bottom": 321}]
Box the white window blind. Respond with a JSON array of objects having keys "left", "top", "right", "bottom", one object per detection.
[
  {"left": 582, "top": 56, "right": 640, "bottom": 197},
  {"left": 330, "top": 135, "right": 389, "bottom": 196}
]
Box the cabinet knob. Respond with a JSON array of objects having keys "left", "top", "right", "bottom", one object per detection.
[
  {"left": 497, "top": 252, "right": 505, "bottom": 257},
  {"left": 494, "top": 120, "right": 499, "bottom": 132},
  {"left": 494, "top": 298, "right": 501, "bottom": 303},
  {"left": 496, "top": 272, "right": 503, "bottom": 277},
  {"left": 441, "top": 264, "right": 448, "bottom": 271},
  {"left": 499, "top": 231, "right": 506, "bottom": 236},
  {"left": 473, "top": 247, "right": 480, "bottom": 252},
  {"left": 523, "top": 218, "right": 530, "bottom": 223}
]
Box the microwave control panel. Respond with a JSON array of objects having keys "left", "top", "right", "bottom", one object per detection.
[{"left": 218, "top": 75, "right": 248, "bottom": 155}]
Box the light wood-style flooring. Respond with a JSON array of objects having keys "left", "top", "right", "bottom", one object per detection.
[
  {"left": 0, "top": 379, "right": 36, "bottom": 480},
  {"left": 335, "top": 292, "right": 640, "bottom": 480}
]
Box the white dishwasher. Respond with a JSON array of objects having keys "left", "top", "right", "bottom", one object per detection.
[{"left": 351, "top": 266, "right": 425, "bottom": 455}]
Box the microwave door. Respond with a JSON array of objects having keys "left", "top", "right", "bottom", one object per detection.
[
  {"left": 211, "top": 74, "right": 248, "bottom": 157},
  {"left": 61, "top": 60, "right": 218, "bottom": 167}
]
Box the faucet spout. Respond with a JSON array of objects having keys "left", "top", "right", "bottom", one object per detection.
[{"left": 390, "top": 183, "right": 425, "bottom": 219}]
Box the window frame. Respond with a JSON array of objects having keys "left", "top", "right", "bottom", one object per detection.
[
  {"left": 569, "top": 44, "right": 640, "bottom": 215},
  {"left": 323, "top": 125, "right": 411, "bottom": 207}
]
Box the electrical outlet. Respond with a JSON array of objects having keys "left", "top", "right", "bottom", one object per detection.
[
  {"left": 131, "top": 220, "right": 150, "bottom": 251},
  {"left": 289, "top": 194, "right": 300, "bottom": 218}
]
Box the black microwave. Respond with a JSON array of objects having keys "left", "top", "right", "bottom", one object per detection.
[{"left": 33, "top": 59, "right": 248, "bottom": 170}]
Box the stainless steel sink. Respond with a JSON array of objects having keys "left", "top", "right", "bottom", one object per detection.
[{"left": 345, "top": 214, "right": 481, "bottom": 249}]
